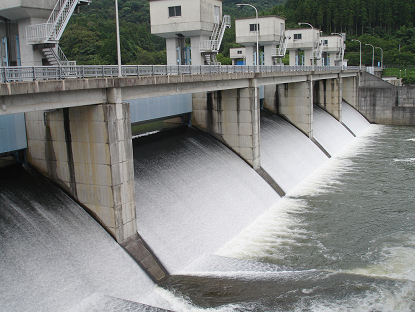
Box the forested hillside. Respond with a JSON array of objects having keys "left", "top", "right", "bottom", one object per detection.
[{"left": 60, "top": 0, "right": 415, "bottom": 67}]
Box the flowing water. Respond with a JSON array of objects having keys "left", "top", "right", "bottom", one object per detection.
[
  {"left": 2, "top": 102, "right": 415, "bottom": 311},
  {"left": 150, "top": 108, "right": 415, "bottom": 311}
]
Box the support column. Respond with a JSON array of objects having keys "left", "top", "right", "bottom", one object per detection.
[
  {"left": 263, "top": 84, "right": 278, "bottom": 113},
  {"left": 25, "top": 89, "right": 136, "bottom": 243},
  {"left": 245, "top": 46, "right": 255, "bottom": 66},
  {"left": 277, "top": 77, "right": 313, "bottom": 138},
  {"left": 192, "top": 80, "right": 260, "bottom": 169},
  {"left": 317, "top": 76, "right": 342, "bottom": 121},
  {"left": 263, "top": 44, "right": 274, "bottom": 66},
  {"left": 191, "top": 36, "right": 209, "bottom": 66},
  {"left": 17, "top": 18, "right": 46, "bottom": 66},
  {"left": 343, "top": 76, "right": 358, "bottom": 108},
  {"left": 304, "top": 49, "right": 313, "bottom": 66},
  {"left": 166, "top": 38, "right": 178, "bottom": 66},
  {"left": 289, "top": 50, "right": 296, "bottom": 66}
]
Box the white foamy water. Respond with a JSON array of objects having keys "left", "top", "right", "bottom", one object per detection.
[
  {"left": 260, "top": 114, "right": 328, "bottom": 194},
  {"left": 0, "top": 166, "right": 156, "bottom": 312},
  {"left": 313, "top": 105, "right": 355, "bottom": 156},
  {"left": 133, "top": 128, "right": 280, "bottom": 274}
]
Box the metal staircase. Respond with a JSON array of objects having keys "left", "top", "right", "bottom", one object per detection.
[
  {"left": 26, "top": 0, "right": 91, "bottom": 44},
  {"left": 42, "top": 44, "right": 76, "bottom": 66},
  {"left": 200, "top": 15, "right": 231, "bottom": 65},
  {"left": 313, "top": 40, "right": 323, "bottom": 60},
  {"left": 272, "top": 31, "right": 290, "bottom": 59}
]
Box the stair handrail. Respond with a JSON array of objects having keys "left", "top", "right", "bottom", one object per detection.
[
  {"left": 314, "top": 40, "right": 323, "bottom": 59},
  {"left": 26, "top": 0, "right": 89, "bottom": 44},
  {"left": 200, "top": 15, "right": 231, "bottom": 53},
  {"left": 272, "top": 31, "right": 290, "bottom": 57}
]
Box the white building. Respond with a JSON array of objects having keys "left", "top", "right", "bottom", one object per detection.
[
  {"left": 0, "top": 0, "right": 89, "bottom": 66},
  {"left": 235, "top": 15, "right": 286, "bottom": 66},
  {"left": 285, "top": 27, "right": 321, "bottom": 66},
  {"left": 229, "top": 47, "right": 246, "bottom": 65},
  {"left": 285, "top": 28, "right": 346, "bottom": 67},
  {"left": 320, "top": 34, "right": 346, "bottom": 67},
  {"left": 149, "top": 0, "right": 230, "bottom": 65}
]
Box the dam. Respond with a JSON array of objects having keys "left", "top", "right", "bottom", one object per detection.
[{"left": 2, "top": 88, "right": 415, "bottom": 310}]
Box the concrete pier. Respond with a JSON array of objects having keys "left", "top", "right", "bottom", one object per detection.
[
  {"left": 192, "top": 81, "right": 260, "bottom": 169},
  {"left": 343, "top": 76, "right": 359, "bottom": 108},
  {"left": 315, "top": 76, "right": 342, "bottom": 121},
  {"left": 25, "top": 97, "right": 137, "bottom": 243},
  {"left": 276, "top": 78, "right": 313, "bottom": 138}
]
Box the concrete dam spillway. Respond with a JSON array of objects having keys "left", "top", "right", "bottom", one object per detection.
[{"left": 1, "top": 102, "right": 384, "bottom": 311}]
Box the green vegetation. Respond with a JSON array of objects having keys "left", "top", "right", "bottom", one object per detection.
[
  {"left": 383, "top": 68, "right": 415, "bottom": 84},
  {"left": 61, "top": 0, "right": 415, "bottom": 69}
]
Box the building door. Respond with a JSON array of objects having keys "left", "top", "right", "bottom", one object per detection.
[{"left": 214, "top": 6, "right": 220, "bottom": 24}]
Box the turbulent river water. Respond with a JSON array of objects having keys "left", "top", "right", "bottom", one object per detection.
[
  {"left": 155, "top": 124, "right": 415, "bottom": 311},
  {"left": 1, "top": 103, "right": 415, "bottom": 312}
]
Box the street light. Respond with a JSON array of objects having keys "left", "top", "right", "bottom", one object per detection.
[
  {"left": 298, "top": 22, "right": 314, "bottom": 70},
  {"left": 351, "top": 39, "right": 362, "bottom": 70},
  {"left": 115, "top": 0, "right": 122, "bottom": 77},
  {"left": 375, "top": 46, "right": 383, "bottom": 69},
  {"left": 332, "top": 33, "right": 345, "bottom": 69},
  {"left": 365, "top": 43, "right": 374, "bottom": 68},
  {"left": 237, "top": 3, "right": 259, "bottom": 71}
]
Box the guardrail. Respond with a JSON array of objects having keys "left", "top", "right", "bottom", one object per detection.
[{"left": 0, "top": 65, "right": 358, "bottom": 83}]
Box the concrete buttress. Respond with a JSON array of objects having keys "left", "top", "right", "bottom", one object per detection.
[
  {"left": 25, "top": 87, "right": 168, "bottom": 281},
  {"left": 192, "top": 80, "right": 260, "bottom": 169},
  {"left": 276, "top": 77, "right": 314, "bottom": 138}
]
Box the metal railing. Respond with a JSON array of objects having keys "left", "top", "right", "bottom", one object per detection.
[{"left": 0, "top": 64, "right": 358, "bottom": 83}]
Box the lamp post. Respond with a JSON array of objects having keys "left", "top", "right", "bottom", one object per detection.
[
  {"left": 115, "top": 0, "right": 122, "bottom": 77},
  {"left": 375, "top": 46, "right": 383, "bottom": 69},
  {"left": 351, "top": 39, "right": 362, "bottom": 70},
  {"left": 365, "top": 43, "right": 374, "bottom": 68},
  {"left": 332, "top": 33, "right": 345, "bottom": 69},
  {"left": 298, "top": 22, "right": 314, "bottom": 70},
  {"left": 237, "top": 3, "right": 259, "bottom": 71}
]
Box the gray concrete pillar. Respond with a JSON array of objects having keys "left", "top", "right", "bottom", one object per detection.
[
  {"left": 263, "top": 84, "right": 278, "bottom": 113},
  {"left": 166, "top": 38, "right": 178, "bottom": 66},
  {"left": 263, "top": 44, "right": 274, "bottom": 66},
  {"left": 304, "top": 50, "right": 313, "bottom": 67},
  {"left": 191, "top": 36, "right": 209, "bottom": 66},
  {"left": 343, "top": 76, "right": 358, "bottom": 108},
  {"left": 277, "top": 77, "right": 313, "bottom": 138},
  {"left": 18, "top": 18, "right": 46, "bottom": 66},
  {"left": 289, "top": 50, "right": 296, "bottom": 66},
  {"left": 192, "top": 81, "right": 260, "bottom": 169},
  {"left": 317, "top": 76, "right": 342, "bottom": 121},
  {"left": 25, "top": 89, "right": 136, "bottom": 243},
  {"left": 245, "top": 46, "right": 255, "bottom": 66}
]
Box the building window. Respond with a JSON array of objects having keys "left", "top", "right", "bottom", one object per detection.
[
  {"left": 294, "top": 33, "right": 302, "bottom": 40},
  {"left": 237, "top": 50, "right": 242, "bottom": 54},
  {"left": 323, "top": 40, "right": 328, "bottom": 45},
  {"left": 250, "top": 24, "right": 259, "bottom": 32},
  {"left": 169, "top": 6, "right": 181, "bottom": 17}
]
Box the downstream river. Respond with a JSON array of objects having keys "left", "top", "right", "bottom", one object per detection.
[{"left": 158, "top": 125, "right": 415, "bottom": 311}]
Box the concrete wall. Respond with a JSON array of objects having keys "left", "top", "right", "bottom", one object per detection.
[
  {"left": 192, "top": 83, "right": 260, "bottom": 169},
  {"left": 357, "top": 72, "right": 415, "bottom": 125},
  {"left": 25, "top": 99, "right": 136, "bottom": 243}
]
